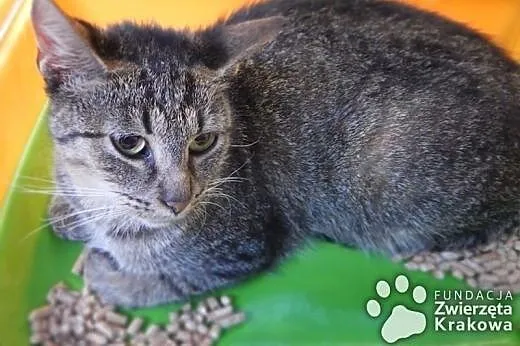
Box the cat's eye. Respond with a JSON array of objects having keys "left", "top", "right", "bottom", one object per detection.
[
  {"left": 189, "top": 133, "right": 217, "bottom": 154},
  {"left": 112, "top": 135, "right": 147, "bottom": 157}
]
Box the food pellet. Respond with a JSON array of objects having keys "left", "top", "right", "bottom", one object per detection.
[
  {"left": 401, "top": 228, "right": 520, "bottom": 292},
  {"left": 30, "top": 333, "right": 48, "bottom": 344},
  {"left": 29, "top": 306, "right": 52, "bottom": 321},
  {"left": 220, "top": 295, "right": 231, "bottom": 306},
  {"left": 95, "top": 321, "right": 114, "bottom": 339},
  {"left": 145, "top": 324, "right": 160, "bottom": 336},
  {"left": 175, "top": 329, "right": 192, "bottom": 342},
  {"left": 127, "top": 317, "right": 144, "bottom": 335},
  {"left": 104, "top": 310, "right": 127, "bottom": 326},
  {"left": 29, "top": 284, "right": 245, "bottom": 345},
  {"left": 209, "top": 324, "right": 221, "bottom": 339},
  {"left": 28, "top": 251, "right": 247, "bottom": 345},
  {"left": 206, "top": 297, "right": 220, "bottom": 310},
  {"left": 207, "top": 305, "right": 233, "bottom": 321},
  {"left": 217, "top": 312, "right": 247, "bottom": 328},
  {"left": 85, "top": 331, "right": 107, "bottom": 344}
]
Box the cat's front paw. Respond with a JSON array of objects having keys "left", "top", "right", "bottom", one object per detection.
[
  {"left": 48, "top": 196, "right": 90, "bottom": 241},
  {"left": 83, "top": 249, "right": 173, "bottom": 307}
]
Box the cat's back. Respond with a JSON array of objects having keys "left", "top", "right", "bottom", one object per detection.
[{"left": 226, "top": 0, "right": 520, "bottom": 253}]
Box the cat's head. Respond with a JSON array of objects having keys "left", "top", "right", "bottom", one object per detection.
[{"left": 31, "top": 0, "right": 285, "bottom": 230}]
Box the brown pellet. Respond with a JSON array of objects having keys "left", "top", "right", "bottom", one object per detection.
[
  {"left": 208, "top": 324, "right": 221, "bottom": 340},
  {"left": 30, "top": 333, "right": 49, "bottom": 344},
  {"left": 71, "top": 251, "right": 87, "bottom": 276},
  {"left": 95, "top": 321, "right": 114, "bottom": 339},
  {"left": 184, "top": 319, "right": 197, "bottom": 331},
  {"left": 145, "top": 324, "right": 161, "bottom": 337},
  {"left": 55, "top": 289, "right": 77, "bottom": 305},
  {"left": 507, "top": 271, "right": 520, "bottom": 284},
  {"left": 104, "top": 310, "right": 128, "bottom": 326},
  {"left": 175, "top": 329, "right": 192, "bottom": 342},
  {"left": 166, "top": 322, "right": 180, "bottom": 334},
  {"left": 93, "top": 310, "right": 105, "bottom": 321},
  {"left": 440, "top": 251, "right": 461, "bottom": 260},
  {"left": 31, "top": 320, "right": 48, "bottom": 332},
  {"left": 199, "top": 337, "right": 214, "bottom": 346},
  {"left": 220, "top": 296, "right": 231, "bottom": 306},
  {"left": 432, "top": 270, "right": 445, "bottom": 279},
  {"left": 85, "top": 331, "right": 107, "bottom": 344},
  {"left": 197, "top": 304, "right": 208, "bottom": 316},
  {"left": 169, "top": 311, "right": 179, "bottom": 323},
  {"left": 404, "top": 261, "right": 419, "bottom": 270},
  {"left": 206, "top": 297, "right": 220, "bottom": 310},
  {"left": 478, "top": 274, "right": 501, "bottom": 284},
  {"left": 217, "top": 312, "right": 246, "bottom": 328},
  {"left": 450, "top": 262, "right": 475, "bottom": 277},
  {"left": 419, "top": 262, "right": 435, "bottom": 272},
  {"left": 207, "top": 305, "right": 233, "bottom": 322},
  {"left": 29, "top": 305, "right": 52, "bottom": 321},
  {"left": 126, "top": 317, "right": 144, "bottom": 335},
  {"left": 30, "top": 256, "right": 246, "bottom": 345},
  {"left": 483, "top": 259, "right": 503, "bottom": 271},
  {"left": 197, "top": 323, "right": 209, "bottom": 335},
  {"left": 460, "top": 259, "right": 485, "bottom": 273},
  {"left": 194, "top": 313, "right": 204, "bottom": 324}
]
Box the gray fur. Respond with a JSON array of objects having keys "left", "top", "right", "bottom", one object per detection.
[{"left": 32, "top": 0, "right": 520, "bottom": 307}]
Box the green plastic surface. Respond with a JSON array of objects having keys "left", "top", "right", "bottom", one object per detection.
[{"left": 1, "top": 107, "right": 519, "bottom": 345}]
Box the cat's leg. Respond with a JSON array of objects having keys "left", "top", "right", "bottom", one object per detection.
[
  {"left": 48, "top": 195, "right": 91, "bottom": 241},
  {"left": 83, "top": 249, "right": 191, "bottom": 307},
  {"left": 83, "top": 249, "right": 211, "bottom": 307},
  {"left": 83, "top": 236, "right": 284, "bottom": 307}
]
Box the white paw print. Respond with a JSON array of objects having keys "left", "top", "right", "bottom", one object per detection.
[{"left": 366, "top": 274, "right": 427, "bottom": 344}]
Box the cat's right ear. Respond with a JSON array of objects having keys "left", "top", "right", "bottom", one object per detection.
[
  {"left": 31, "top": 0, "right": 106, "bottom": 85},
  {"left": 215, "top": 16, "right": 287, "bottom": 76}
]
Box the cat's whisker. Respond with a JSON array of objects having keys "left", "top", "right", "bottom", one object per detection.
[
  {"left": 19, "top": 207, "right": 115, "bottom": 243},
  {"left": 227, "top": 159, "right": 250, "bottom": 178},
  {"left": 207, "top": 177, "right": 249, "bottom": 186},
  {"left": 17, "top": 175, "right": 55, "bottom": 184},
  {"left": 230, "top": 140, "right": 259, "bottom": 148},
  {"left": 214, "top": 192, "right": 245, "bottom": 208},
  {"left": 14, "top": 183, "right": 111, "bottom": 194},
  {"left": 186, "top": 205, "right": 209, "bottom": 244},
  {"left": 66, "top": 210, "right": 123, "bottom": 232},
  {"left": 198, "top": 201, "right": 227, "bottom": 212},
  {"left": 47, "top": 206, "right": 110, "bottom": 223},
  {"left": 18, "top": 189, "right": 107, "bottom": 198},
  {"left": 201, "top": 186, "right": 246, "bottom": 209}
]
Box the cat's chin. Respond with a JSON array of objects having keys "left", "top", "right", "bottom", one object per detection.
[{"left": 138, "top": 216, "right": 185, "bottom": 230}]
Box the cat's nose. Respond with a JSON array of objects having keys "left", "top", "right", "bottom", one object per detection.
[{"left": 160, "top": 198, "right": 189, "bottom": 215}]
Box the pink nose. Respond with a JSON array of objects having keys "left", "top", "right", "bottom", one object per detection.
[{"left": 161, "top": 199, "right": 189, "bottom": 215}]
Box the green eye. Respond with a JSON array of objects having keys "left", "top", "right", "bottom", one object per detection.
[
  {"left": 112, "top": 135, "right": 147, "bottom": 157},
  {"left": 189, "top": 133, "right": 217, "bottom": 154}
]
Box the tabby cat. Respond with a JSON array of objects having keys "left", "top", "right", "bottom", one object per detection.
[{"left": 31, "top": 0, "right": 520, "bottom": 307}]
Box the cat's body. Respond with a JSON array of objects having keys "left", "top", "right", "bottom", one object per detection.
[{"left": 32, "top": 0, "right": 520, "bottom": 306}]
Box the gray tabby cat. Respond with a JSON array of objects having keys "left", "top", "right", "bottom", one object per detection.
[{"left": 31, "top": 0, "right": 520, "bottom": 307}]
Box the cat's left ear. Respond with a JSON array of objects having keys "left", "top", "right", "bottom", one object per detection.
[
  {"left": 31, "top": 0, "right": 106, "bottom": 85},
  {"left": 216, "top": 16, "right": 287, "bottom": 75}
]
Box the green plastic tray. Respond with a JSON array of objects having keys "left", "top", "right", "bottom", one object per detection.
[{"left": 0, "top": 106, "right": 519, "bottom": 345}]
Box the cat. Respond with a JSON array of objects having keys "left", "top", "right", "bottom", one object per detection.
[{"left": 31, "top": 0, "right": 520, "bottom": 307}]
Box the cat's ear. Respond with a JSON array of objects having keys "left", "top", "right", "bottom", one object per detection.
[
  {"left": 31, "top": 0, "right": 106, "bottom": 84},
  {"left": 217, "top": 16, "right": 287, "bottom": 75}
]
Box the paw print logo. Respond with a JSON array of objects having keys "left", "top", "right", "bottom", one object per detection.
[{"left": 366, "top": 274, "right": 427, "bottom": 344}]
